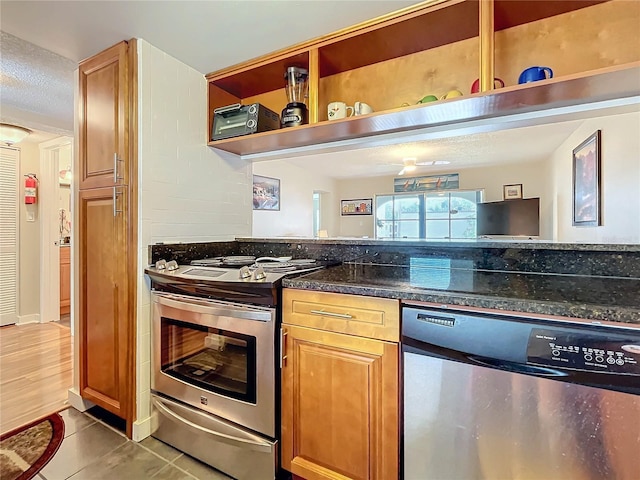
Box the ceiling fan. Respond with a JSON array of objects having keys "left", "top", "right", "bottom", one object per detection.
[{"left": 396, "top": 157, "right": 450, "bottom": 175}]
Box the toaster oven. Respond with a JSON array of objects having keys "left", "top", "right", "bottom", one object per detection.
[{"left": 211, "top": 103, "right": 280, "bottom": 141}]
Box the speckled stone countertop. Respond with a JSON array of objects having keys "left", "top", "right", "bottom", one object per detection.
[
  {"left": 237, "top": 237, "right": 640, "bottom": 252},
  {"left": 283, "top": 262, "right": 640, "bottom": 324}
]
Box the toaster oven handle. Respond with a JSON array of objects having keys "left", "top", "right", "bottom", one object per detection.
[
  {"left": 213, "top": 103, "right": 242, "bottom": 115},
  {"left": 152, "top": 396, "right": 273, "bottom": 453},
  {"left": 155, "top": 293, "right": 273, "bottom": 322}
]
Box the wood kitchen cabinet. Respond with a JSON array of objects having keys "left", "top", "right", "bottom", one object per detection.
[
  {"left": 78, "top": 41, "right": 129, "bottom": 190},
  {"left": 77, "top": 39, "right": 137, "bottom": 435},
  {"left": 205, "top": 0, "right": 640, "bottom": 156},
  {"left": 59, "top": 247, "right": 70, "bottom": 315},
  {"left": 281, "top": 289, "right": 400, "bottom": 480},
  {"left": 78, "top": 187, "right": 131, "bottom": 419}
]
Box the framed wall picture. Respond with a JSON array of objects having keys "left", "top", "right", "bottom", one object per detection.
[
  {"left": 393, "top": 173, "right": 459, "bottom": 193},
  {"left": 572, "top": 130, "right": 601, "bottom": 226},
  {"left": 341, "top": 198, "right": 372, "bottom": 215},
  {"left": 253, "top": 175, "right": 280, "bottom": 210},
  {"left": 59, "top": 166, "right": 72, "bottom": 186},
  {"left": 503, "top": 183, "right": 523, "bottom": 200}
]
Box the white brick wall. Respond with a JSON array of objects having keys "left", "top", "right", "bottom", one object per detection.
[{"left": 134, "top": 39, "right": 252, "bottom": 437}]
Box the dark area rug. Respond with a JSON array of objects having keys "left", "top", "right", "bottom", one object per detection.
[{"left": 0, "top": 412, "right": 65, "bottom": 480}]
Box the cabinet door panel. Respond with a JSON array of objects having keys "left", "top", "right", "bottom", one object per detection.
[
  {"left": 78, "top": 187, "right": 129, "bottom": 417},
  {"left": 79, "top": 41, "right": 128, "bottom": 189},
  {"left": 59, "top": 248, "right": 71, "bottom": 314},
  {"left": 282, "top": 325, "right": 398, "bottom": 480},
  {"left": 297, "top": 343, "right": 373, "bottom": 479}
]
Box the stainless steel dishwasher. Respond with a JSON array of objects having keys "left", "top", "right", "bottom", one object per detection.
[{"left": 402, "top": 305, "right": 640, "bottom": 480}]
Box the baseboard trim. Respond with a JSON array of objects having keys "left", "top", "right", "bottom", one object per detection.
[
  {"left": 17, "top": 313, "right": 40, "bottom": 325},
  {"left": 67, "top": 388, "right": 94, "bottom": 412},
  {"left": 132, "top": 416, "right": 151, "bottom": 442}
]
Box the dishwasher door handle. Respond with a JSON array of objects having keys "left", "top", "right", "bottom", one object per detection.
[
  {"left": 467, "top": 355, "right": 567, "bottom": 377},
  {"left": 404, "top": 336, "right": 567, "bottom": 378}
]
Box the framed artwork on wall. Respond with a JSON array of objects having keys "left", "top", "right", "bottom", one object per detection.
[
  {"left": 253, "top": 175, "right": 280, "bottom": 211},
  {"left": 572, "top": 130, "right": 601, "bottom": 226},
  {"left": 503, "top": 183, "right": 523, "bottom": 200},
  {"left": 341, "top": 198, "right": 372, "bottom": 215},
  {"left": 59, "top": 166, "right": 72, "bottom": 186},
  {"left": 393, "top": 173, "right": 459, "bottom": 193}
]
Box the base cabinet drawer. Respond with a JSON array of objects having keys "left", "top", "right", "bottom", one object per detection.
[{"left": 282, "top": 289, "right": 399, "bottom": 342}]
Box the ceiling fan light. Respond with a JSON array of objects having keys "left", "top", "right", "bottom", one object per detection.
[
  {"left": 0, "top": 123, "right": 31, "bottom": 145},
  {"left": 404, "top": 164, "right": 417, "bottom": 172}
]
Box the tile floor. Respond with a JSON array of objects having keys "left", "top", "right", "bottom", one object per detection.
[{"left": 39, "top": 407, "right": 232, "bottom": 480}]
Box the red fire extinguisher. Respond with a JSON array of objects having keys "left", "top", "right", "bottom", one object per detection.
[{"left": 24, "top": 174, "right": 37, "bottom": 204}]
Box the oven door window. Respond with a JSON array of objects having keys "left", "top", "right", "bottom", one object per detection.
[{"left": 160, "top": 317, "right": 257, "bottom": 403}]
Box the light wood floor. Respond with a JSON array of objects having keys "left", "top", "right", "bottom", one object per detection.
[{"left": 0, "top": 322, "right": 73, "bottom": 435}]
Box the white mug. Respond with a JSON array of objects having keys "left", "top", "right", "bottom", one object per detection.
[
  {"left": 354, "top": 101, "right": 374, "bottom": 116},
  {"left": 328, "top": 101, "right": 354, "bottom": 120}
]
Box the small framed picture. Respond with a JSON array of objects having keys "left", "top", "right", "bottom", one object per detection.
[
  {"left": 503, "top": 184, "right": 523, "bottom": 200},
  {"left": 253, "top": 175, "right": 280, "bottom": 211},
  {"left": 572, "top": 130, "right": 601, "bottom": 226},
  {"left": 341, "top": 198, "right": 372, "bottom": 215}
]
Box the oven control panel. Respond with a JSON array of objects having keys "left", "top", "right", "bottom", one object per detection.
[{"left": 527, "top": 328, "right": 640, "bottom": 375}]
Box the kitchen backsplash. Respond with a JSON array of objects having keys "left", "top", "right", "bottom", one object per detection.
[{"left": 149, "top": 238, "right": 640, "bottom": 279}]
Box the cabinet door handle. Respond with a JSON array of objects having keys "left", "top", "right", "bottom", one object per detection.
[
  {"left": 112, "top": 187, "right": 124, "bottom": 217},
  {"left": 309, "top": 309, "right": 353, "bottom": 319},
  {"left": 113, "top": 153, "right": 124, "bottom": 183},
  {"left": 280, "top": 328, "right": 288, "bottom": 368}
]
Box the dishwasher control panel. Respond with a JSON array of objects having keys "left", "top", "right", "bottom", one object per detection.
[{"left": 527, "top": 328, "right": 640, "bottom": 375}]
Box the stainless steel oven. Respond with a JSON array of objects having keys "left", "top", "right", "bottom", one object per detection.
[
  {"left": 146, "top": 256, "right": 325, "bottom": 479},
  {"left": 151, "top": 291, "right": 278, "bottom": 480}
]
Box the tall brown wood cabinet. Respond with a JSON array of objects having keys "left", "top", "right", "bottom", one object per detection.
[
  {"left": 281, "top": 289, "right": 400, "bottom": 480},
  {"left": 77, "top": 40, "right": 137, "bottom": 435}
]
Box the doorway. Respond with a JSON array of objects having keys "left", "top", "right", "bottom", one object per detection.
[
  {"left": 39, "top": 137, "right": 73, "bottom": 327},
  {"left": 0, "top": 135, "right": 74, "bottom": 435},
  {"left": 313, "top": 190, "right": 331, "bottom": 237},
  {"left": 0, "top": 146, "right": 20, "bottom": 326}
]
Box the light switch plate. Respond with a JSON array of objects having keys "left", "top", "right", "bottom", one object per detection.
[{"left": 26, "top": 211, "right": 35, "bottom": 222}]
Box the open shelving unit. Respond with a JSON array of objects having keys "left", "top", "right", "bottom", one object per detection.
[{"left": 205, "top": 0, "right": 640, "bottom": 157}]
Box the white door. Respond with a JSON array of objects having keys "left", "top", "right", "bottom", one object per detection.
[{"left": 0, "top": 147, "right": 19, "bottom": 326}]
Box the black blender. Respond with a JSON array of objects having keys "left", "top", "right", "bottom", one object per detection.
[{"left": 281, "top": 66, "right": 309, "bottom": 128}]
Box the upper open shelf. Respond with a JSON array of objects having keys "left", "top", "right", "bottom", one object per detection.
[
  {"left": 207, "top": 64, "right": 640, "bottom": 157},
  {"left": 205, "top": 0, "right": 637, "bottom": 157},
  {"left": 207, "top": 0, "right": 607, "bottom": 95}
]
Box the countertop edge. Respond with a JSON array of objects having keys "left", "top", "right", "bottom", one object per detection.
[
  {"left": 237, "top": 237, "right": 640, "bottom": 252},
  {"left": 282, "top": 277, "right": 640, "bottom": 324}
]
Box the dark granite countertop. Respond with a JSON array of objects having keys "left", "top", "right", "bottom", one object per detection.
[
  {"left": 238, "top": 237, "right": 640, "bottom": 252},
  {"left": 283, "top": 262, "right": 640, "bottom": 324}
]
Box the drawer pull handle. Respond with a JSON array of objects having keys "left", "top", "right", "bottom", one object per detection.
[
  {"left": 280, "top": 329, "right": 288, "bottom": 368},
  {"left": 309, "top": 309, "right": 352, "bottom": 319}
]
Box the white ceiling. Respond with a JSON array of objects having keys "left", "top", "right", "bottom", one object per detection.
[
  {"left": 0, "top": 0, "right": 588, "bottom": 178},
  {"left": 0, "top": 32, "right": 76, "bottom": 134},
  {"left": 286, "top": 120, "right": 582, "bottom": 178},
  {"left": 0, "top": 0, "right": 417, "bottom": 71}
]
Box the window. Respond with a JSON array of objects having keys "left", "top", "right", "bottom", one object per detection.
[
  {"left": 375, "top": 190, "right": 482, "bottom": 239},
  {"left": 313, "top": 192, "right": 320, "bottom": 236}
]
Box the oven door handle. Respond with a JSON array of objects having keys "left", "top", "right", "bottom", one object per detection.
[
  {"left": 155, "top": 293, "right": 273, "bottom": 322},
  {"left": 152, "top": 396, "right": 273, "bottom": 453}
]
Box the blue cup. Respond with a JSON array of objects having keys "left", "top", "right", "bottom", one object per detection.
[{"left": 518, "top": 66, "right": 553, "bottom": 84}]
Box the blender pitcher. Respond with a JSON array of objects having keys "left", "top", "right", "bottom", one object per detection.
[{"left": 281, "top": 66, "right": 309, "bottom": 128}]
